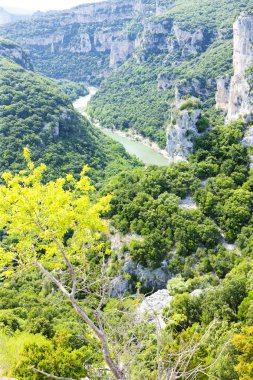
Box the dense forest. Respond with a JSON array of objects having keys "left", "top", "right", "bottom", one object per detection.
[
  {"left": 0, "top": 39, "right": 140, "bottom": 185},
  {"left": 1, "top": 1, "right": 253, "bottom": 379},
  {"left": 1, "top": 113, "right": 253, "bottom": 380}
]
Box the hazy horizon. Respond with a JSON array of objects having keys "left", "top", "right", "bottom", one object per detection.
[{"left": 0, "top": 0, "right": 106, "bottom": 13}]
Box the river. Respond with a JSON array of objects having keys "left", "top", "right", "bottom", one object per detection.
[{"left": 73, "top": 88, "right": 170, "bottom": 166}]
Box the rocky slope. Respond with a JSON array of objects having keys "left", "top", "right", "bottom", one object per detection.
[
  {"left": 0, "top": 0, "right": 221, "bottom": 85},
  {"left": 0, "top": 38, "right": 33, "bottom": 70},
  {"left": 0, "top": 0, "right": 164, "bottom": 84},
  {"left": 89, "top": 0, "right": 253, "bottom": 150},
  {"left": 216, "top": 11, "right": 253, "bottom": 123},
  {"left": 166, "top": 97, "right": 202, "bottom": 163}
]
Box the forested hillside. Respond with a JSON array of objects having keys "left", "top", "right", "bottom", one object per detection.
[
  {"left": 2, "top": 0, "right": 253, "bottom": 146},
  {"left": 1, "top": 1, "right": 253, "bottom": 380},
  {"left": 0, "top": 39, "right": 139, "bottom": 184},
  {"left": 0, "top": 1, "right": 144, "bottom": 84}
]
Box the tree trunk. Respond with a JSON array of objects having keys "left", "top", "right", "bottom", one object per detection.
[
  {"left": 69, "top": 296, "right": 126, "bottom": 380},
  {"left": 35, "top": 262, "right": 126, "bottom": 380}
]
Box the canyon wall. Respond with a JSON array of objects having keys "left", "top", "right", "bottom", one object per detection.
[
  {"left": 216, "top": 12, "right": 253, "bottom": 123},
  {"left": 0, "top": 0, "right": 214, "bottom": 84},
  {"left": 166, "top": 98, "right": 202, "bottom": 163}
]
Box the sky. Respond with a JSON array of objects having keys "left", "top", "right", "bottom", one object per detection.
[{"left": 0, "top": 0, "right": 105, "bottom": 13}]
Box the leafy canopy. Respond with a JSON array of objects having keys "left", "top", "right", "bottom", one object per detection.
[{"left": 0, "top": 148, "right": 111, "bottom": 280}]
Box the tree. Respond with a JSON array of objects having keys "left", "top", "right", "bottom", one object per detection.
[
  {"left": 0, "top": 150, "right": 233, "bottom": 380},
  {"left": 233, "top": 326, "right": 253, "bottom": 380},
  {"left": 0, "top": 148, "right": 125, "bottom": 380}
]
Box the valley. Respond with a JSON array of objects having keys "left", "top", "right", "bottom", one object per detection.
[
  {"left": 73, "top": 88, "right": 170, "bottom": 166},
  {"left": 1, "top": 1, "right": 253, "bottom": 379}
]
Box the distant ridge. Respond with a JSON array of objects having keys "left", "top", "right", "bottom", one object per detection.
[{"left": 0, "top": 7, "right": 31, "bottom": 25}]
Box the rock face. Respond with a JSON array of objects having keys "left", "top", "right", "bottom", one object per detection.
[
  {"left": 0, "top": 38, "right": 33, "bottom": 70},
  {"left": 123, "top": 260, "right": 171, "bottom": 291},
  {"left": 109, "top": 37, "right": 136, "bottom": 68},
  {"left": 168, "top": 23, "right": 212, "bottom": 58},
  {"left": 140, "top": 19, "right": 173, "bottom": 59},
  {"left": 110, "top": 276, "right": 131, "bottom": 298},
  {"left": 217, "top": 12, "right": 253, "bottom": 122},
  {"left": 216, "top": 76, "right": 230, "bottom": 111},
  {"left": 242, "top": 125, "right": 253, "bottom": 147},
  {"left": 139, "top": 20, "right": 212, "bottom": 62},
  {"left": 166, "top": 98, "right": 201, "bottom": 163},
  {"left": 227, "top": 12, "right": 253, "bottom": 122},
  {"left": 137, "top": 290, "right": 173, "bottom": 328},
  {"left": 0, "top": 0, "right": 213, "bottom": 84},
  {"left": 176, "top": 78, "right": 216, "bottom": 101},
  {"left": 110, "top": 262, "right": 171, "bottom": 298}
]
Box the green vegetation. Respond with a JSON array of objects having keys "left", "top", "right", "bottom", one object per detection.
[
  {"left": 55, "top": 79, "right": 88, "bottom": 101},
  {"left": 89, "top": 0, "right": 247, "bottom": 146},
  {"left": 2, "top": 2, "right": 253, "bottom": 379},
  {"left": 1, "top": 142, "right": 253, "bottom": 379},
  {"left": 0, "top": 55, "right": 140, "bottom": 185},
  {"left": 100, "top": 119, "right": 251, "bottom": 280}
]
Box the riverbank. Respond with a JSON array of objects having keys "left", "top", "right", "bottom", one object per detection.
[
  {"left": 102, "top": 127, "right": 170, "bottom": 160},
  {"left": 73, "top": 88, "right": 170, "bottom": 165}
]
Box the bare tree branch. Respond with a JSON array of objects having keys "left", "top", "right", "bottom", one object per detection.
[
  {"left": 34, "top": 261, "right": 126, "bottom": 380},
  {"left": 30, "top": 366, "right": 76, "bottom": 380}
]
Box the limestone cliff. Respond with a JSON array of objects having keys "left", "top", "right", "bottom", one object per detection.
[
  {"left": 109, "top": 37, "right": 136, "bottom": 68},
  {"left": 0, "top": 0, "right": 213, "bottom": 84},
  {"left": 0, "top": 38, "right": 33, "bottom": 70},
  {"left": 216, "top": 12, "right": 253, "bottom": 122},
  {"left": 168, "top": 22, "right": 212, "bottom": 58},
  {"left": 166, "top": 98, "right": 202, "bottom": 163},
  {"left": 138, "top": 19, "right": 212, "bottom": 62},
  {"left": 215, "top": 76, "right": 230, "bottom": 112},
  {"left": 0, "top": 0, "right": 155, "bottom": 83},
  {"left": 227, "top": 11, "right": 253, "bottom": 122}
]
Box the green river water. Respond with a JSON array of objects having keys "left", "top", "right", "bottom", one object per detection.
[{"left": 73, "top": 90, "right": 169, "bottom": 167}]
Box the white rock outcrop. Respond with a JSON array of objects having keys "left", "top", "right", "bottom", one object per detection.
[
  {"left": 109, "top": 38, "right": 136, "bottom": 68},
  {"left": 123, "top": 260, "right": 171, "bottom": 291},
  {"left": 94, "top": 29, "right": 121, "bottom": 52},
  {"left": 166, "top": 99, "right": 201, "bottom": 163},
  {"left": 215, "top": 76, "right": 230, "bottom": 112},
  {"left": 217, "top": 12, "right": 253, "bottom": 122},
  {"left": 168, "top": 23, "right": 206, "bottom": 57},
  {"left": 136, "top": 288, "right": 203, "bottom": 328},
  {"left": 242, "top": 125, "right": 253, "bottom": 147},
  {"left": 228, "top": 16, "right": 253, "bottom": 121},
  {"left": 137, "top": 289, "right": 173, "bottom": 328}
]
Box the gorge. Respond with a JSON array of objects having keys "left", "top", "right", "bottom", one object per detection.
[
  {"left": 1, "top": 1, "right": 253, "bottom": 379},
  {"left": 73, "top": 89, "right": 170, "bottom": 166}
]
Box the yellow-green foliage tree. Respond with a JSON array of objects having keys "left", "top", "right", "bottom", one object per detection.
[
  {"left": 0, "top": 148, "right": 125, "bottom": 380},
  {"left": 233, "top": 326, "right": 253, "bottom": 380}
]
